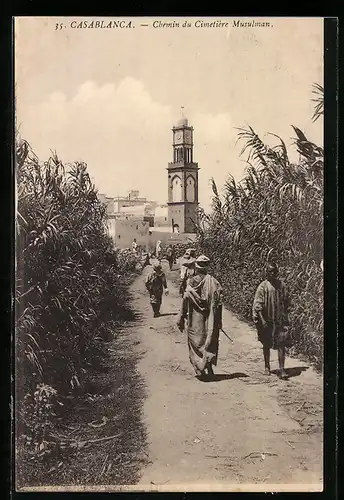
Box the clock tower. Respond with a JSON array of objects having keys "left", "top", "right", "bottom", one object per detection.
[{"left": 167, "top": 114, "right": 199, "bottom": 233}]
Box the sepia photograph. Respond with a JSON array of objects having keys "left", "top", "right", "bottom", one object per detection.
[{"left": 14, "top": 16, "right": 325, "bottom": 492}]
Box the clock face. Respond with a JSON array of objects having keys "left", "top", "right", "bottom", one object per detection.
[
  {"left": 174, "top": 130, "right": 183, "bottom": 144},
  {"left": 184, "top": 130, "right": 192, "bottom": 144}
]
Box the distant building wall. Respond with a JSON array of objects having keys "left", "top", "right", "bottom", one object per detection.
[
  {"left": 107, "top": 218, "right": 149, "bottom": 250},
  {"left": 110, "top": 213, "right": 154, "bottom": 227},
  {"left": 105, "top": 218, "right": 195, "bottom": 251},
  {"left": 154, "top": 216, "right": 170, "bottom": 227},
  {"left": 118, "top": 203, "right": 155, "bottom": 216},
  {"left": 113, "top": 198, "right": 157, "bottom": 213},
  {"left": 98, "top": 194, "right": 115, "bottom": 214},
  {"left": 144, "top": 216, "right": 154, "bottom": 227},
  {"left": 105, "top": 197, "right": 114, "bottom": 214},
  {"left": 128, "top": 190, "right": 140, "bottom": 200},
  {"left": 154, "top": 204, "right": 170, "bottom": 227}
]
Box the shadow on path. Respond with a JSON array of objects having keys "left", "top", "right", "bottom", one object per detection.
[
  {"left": 270, "top": 366, "right": 309, "bottom": 378},
  {"left": 198, "top": 372, "right": 249, "bottom": 383}
]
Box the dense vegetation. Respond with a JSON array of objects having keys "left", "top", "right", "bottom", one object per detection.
[
  {"left": 15, "top": 139, "right": 145, "bottom": 486},
  {"left": 195, "top": 84, "right": 324, "bottom": 367}
]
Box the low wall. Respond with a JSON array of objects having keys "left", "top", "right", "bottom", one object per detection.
[{"left": 106, "top": 217, "right": 196, "bottom": 251}]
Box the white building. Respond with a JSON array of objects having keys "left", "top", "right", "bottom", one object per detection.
[
  {"left": 154, "top": 204, "right": 169, "bottom": 227},
  {"left": 106, "top": 217, "right": 150, "bottom": 250},
  {"left": 112, "top": 190, "right": 157, "bottom": 214},
  {"left": 99, "top": 190, "right": 156, "bottom": 226}
]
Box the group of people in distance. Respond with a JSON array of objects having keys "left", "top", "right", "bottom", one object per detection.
[
  {"left": 145, "top": 245, "right": 292, "bottom": 381},
  {"left": 133, "top": 238, "right": 177, "bottom": 270}
]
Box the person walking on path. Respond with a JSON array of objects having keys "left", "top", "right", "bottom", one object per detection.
[
  {"left": 252, "top": 261, "right": 292, "bottom": 379},
  {"left": 142, "top": 250, "right": 150, "bottom": 268},
  {"left": 172, "top": 245, "right": 177, "bottom": 264},
  {"left": 177, "top": 255, "right": 223, "bottom": 380},
  {"left": 145, "top": 262, "right": 169, "bottom": 317},
  {"left": 166, "top": 245, "right": 174, "bottom": 271},
  {"left": 155, "top": 240, "right": 162, "bottom": 261},
  {"left": 132, "top": 238, "right": 138, "bottom": 253}
]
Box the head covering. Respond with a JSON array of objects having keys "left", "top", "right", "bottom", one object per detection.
[
  {"left": 195, "top": 255, "right": 210, "bottom": 270},
  {"left": 266, "top": 261, "right": 278, "bottom": 274},
  {"left": 183, "top": 257, "right": 196, "bottom": 267},
  {"left": 183, "top": 249, "right": 191, "bottom": 259},
  {"left": 153, "top": 262, "right": 163, "bottom": 275},
  {"left": 183, "top": 247, "right": 196, "bottom": 259}
]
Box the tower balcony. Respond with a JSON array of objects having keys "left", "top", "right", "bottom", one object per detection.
[{"left": 167, "top": 162, "right": 199, "bottom": 170}]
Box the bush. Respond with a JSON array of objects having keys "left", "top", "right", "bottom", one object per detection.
[
  {"left": 18, "top": 384, "right": 60, "bottom": 463},
  {"left": 171, "top": 242, "right": 196, "bottom": 259},
  {"left": 116, "top": 248, "right": 144, "bottom": 274}
]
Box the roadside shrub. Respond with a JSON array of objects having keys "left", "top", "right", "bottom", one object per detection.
[
  {"left": 116, "top": 248, "right": 143, "bottom": 274},
  {"left": 15, "top": 139, "right": 142, "bottom": 469},
  {"left": 17, "top": 384, "right": 61, "bottom": 465},
  {"left": 171, "top": 242, "right": 196, "bottom": 259}
]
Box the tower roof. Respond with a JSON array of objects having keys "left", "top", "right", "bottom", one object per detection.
[
  {"left": 175, "top": 106, "right": 189, "bottom": 127},
  {"left": 176, "top": 116, "right": 188, "bottom": 127}
]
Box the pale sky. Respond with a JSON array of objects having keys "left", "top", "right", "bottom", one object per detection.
[{"left": 15, "top": 17, "right": 323, "bottom": 211}]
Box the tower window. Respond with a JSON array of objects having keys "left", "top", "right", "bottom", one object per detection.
[
  {"left": 186, "top": 176, "right": 196, "bottom": 202},
  {"left": 171, "top": 175, "right": 182, "bottom": 202}
]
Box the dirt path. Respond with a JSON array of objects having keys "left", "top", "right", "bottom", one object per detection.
[{"left": 129, "top": 261, "right": 323, "bottom": 492}]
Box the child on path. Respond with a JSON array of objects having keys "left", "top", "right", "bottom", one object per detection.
[{"left": 145, "top": 262, "right": 169, "bottom": 317}]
